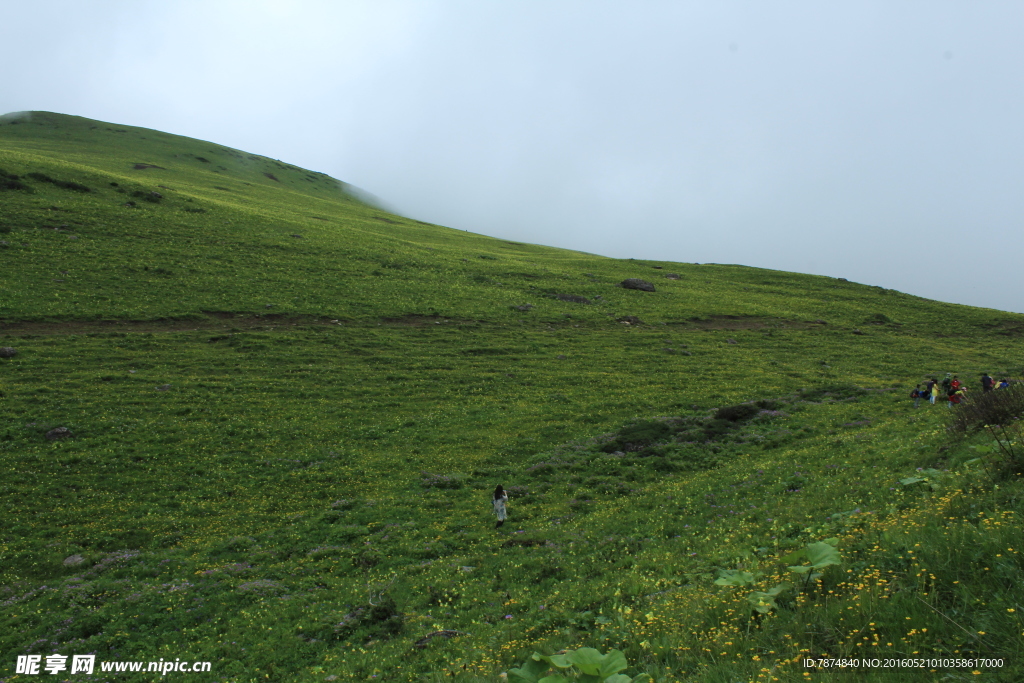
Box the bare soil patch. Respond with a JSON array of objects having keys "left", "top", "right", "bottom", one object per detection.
[
  {"left": 378, "top": 314, "right": 477, "bottom": 327},
  {"left": 670, "top": 315, "right": 826, "bottom": 331},
  {"left": 0, "top": 313, "right": 348, "bottom": 337}
]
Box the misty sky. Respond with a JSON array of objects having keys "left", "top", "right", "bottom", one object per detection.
[{"left": 3, "top": 1, "right": 1023, "bottom": 313}]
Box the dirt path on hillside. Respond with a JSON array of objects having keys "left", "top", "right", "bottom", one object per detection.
[
  {"left": 0, "top": 313, "right": 830, "bottom": 337},
  {"left": 680, "top": 315, "right": 828, "bottom": 331},
  {"left": 0, "top": 314, "right": 347, "bottom": 337}
]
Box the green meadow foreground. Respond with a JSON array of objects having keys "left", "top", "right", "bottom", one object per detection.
[{"left": 1, "top": 112, "right": 1022, "bottom": 682}]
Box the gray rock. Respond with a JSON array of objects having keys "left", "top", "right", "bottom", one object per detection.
[
  {"left": 156, "top": 384, "right": 171, "bottom": 391},
  {"left": 664, "top": 273, "right": 681, "bottom": 280},
  {"left": 63, "top": 554, "right": 85, "bottom": 566},
  {"left": 556, "top": 354, "right": 567, "bottom": 360},
  {"left": 620, "top": 278, "right": 656, "bottom": 292},
  {"left": 851, "top": 329, "right": 865, "bottom": 335},
  {"left": 46, "top": 427, "right": 73, "bottom": 440},
  {"left": 0, "top": 347, "right": 16, "bottom": 358},
  {"left": 617, "top": 315, "right": 643, "bottom": 325},
  {"left": 514, "top": 304, "right": 533, "bottom": 311},
  {"left": 726, "top": 338, "right": 738, "bottom": 344}
]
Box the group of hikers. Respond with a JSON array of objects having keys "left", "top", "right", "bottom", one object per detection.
[{"left": 911, "top": 372, "right": 1010, "bottom": 408}]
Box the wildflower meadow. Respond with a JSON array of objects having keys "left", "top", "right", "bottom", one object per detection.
[{"left": 1, "top": 112, "right": 1022, "bottom": 682}]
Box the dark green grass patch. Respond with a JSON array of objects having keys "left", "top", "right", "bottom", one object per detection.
[{"left": 26, "top": 171, "right": 92, "bottom": 192}]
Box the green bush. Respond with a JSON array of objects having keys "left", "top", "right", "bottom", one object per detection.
[{"left": 951, "top": 383, "right": 1024, "bottom": 433}]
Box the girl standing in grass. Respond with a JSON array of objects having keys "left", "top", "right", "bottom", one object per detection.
[{"left": 493, "top": 485, "right": 508, "bottom": 529}]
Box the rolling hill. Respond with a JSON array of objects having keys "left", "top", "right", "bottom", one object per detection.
[{"left": 1, "top": 111, "right": 1022, "bottom": 682}]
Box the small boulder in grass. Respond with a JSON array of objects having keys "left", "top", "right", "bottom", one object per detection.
[
  {"left": 63, "top": 554, "right": 85, "bottom": 566},
  {"left": 46, "top": 427, "right": 73, "bottom": 440},
  {"left": 0, "top": 347, "right": 16, "bottom": 358},
  {"left": 665, "top": 273, "right": 681, "bottom": 280},
  {"left": 620, "top": 278, "right": 656, "bottom": 292},
  {"left": 726, "top": 338, "right": 738, "bottom": 345}
]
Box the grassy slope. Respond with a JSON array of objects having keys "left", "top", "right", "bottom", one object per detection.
[{"left": 1, "top": 112, "right": 1022, "bottom": 682}]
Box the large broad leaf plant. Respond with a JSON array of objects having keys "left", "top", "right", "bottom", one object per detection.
[{"left": 507, "top": 647, "right": 652, "bottom": 683}]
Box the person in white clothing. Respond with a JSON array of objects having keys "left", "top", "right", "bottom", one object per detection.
[{"left": 492, "top": 485, "right": 508, "bottom": 529}]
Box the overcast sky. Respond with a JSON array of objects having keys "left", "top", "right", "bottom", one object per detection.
[{"left": 3, "top": 1, "right": 1023, "bottom": 313}]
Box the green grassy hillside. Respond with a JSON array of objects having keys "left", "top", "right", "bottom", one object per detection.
[{"left": 1, "top": 112, "right": 1022, "bottom": 682}]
